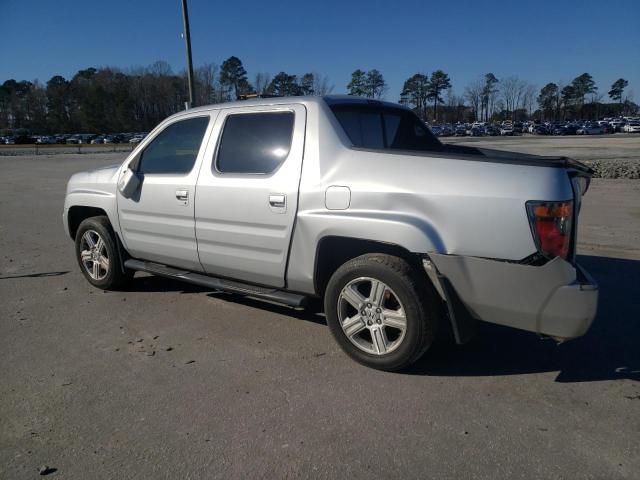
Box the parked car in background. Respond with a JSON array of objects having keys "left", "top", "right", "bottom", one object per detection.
[
  {"left": 500, "top": 125, "right": 514, "bottom": 136},
  {"left": 128, "top": 133, "right": 148, "bottom": 144},
  {"left": 440, "top": 125, "right": 453, "bottom": 137},
  {"left": 553, "top": 124, "right": 578, "bottom": 135},
  {"left": 14, "top": 135, "right": 36, "bottom": 144},
  {"left": 577, "top": 123, "right": 604, "bottom": 135},
  {"left": 610, "top": 121, "right": 626, "bottom": 132},
  {"left": 429, "top": 126, "right": 442, "bottom": 137},
  {"left": 600, "top": 123, "right": 614, "bottom": 134},
  {"left": 485, "top": 125, "right": 500, "bottom": 136},
  {"left": 624, "top": 122, "right": 640, "bottom": 133}
]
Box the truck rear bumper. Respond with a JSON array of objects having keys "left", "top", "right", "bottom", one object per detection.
[{"left": 428, "top": 254, "right": 598, "bottom": 340}]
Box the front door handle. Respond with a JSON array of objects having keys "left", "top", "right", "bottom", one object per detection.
[
  {"left": 176, "top": 189, "right": 188, "bottom": 200},
  {"left": 175, "top": 189, "right": 189, "bottom": 204},
  {"left": 269, "top": 194, "right": 286, "bottom": 208}
]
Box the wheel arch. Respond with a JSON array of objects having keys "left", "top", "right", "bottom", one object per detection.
[
  {"left": 67, "top": 206, "right": 110, "bottom": 240},
  {"left": 313, "top": 236, "right": 423, "bottom": 297},
  {"left": 70, "top": 209, "right": 130, "bottom": 276}
]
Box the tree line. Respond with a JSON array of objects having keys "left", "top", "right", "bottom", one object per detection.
[
  {"left": 537, "top": 76, "right": 631, "bottom": 121},
  {"left": 395, "top": 70, "right": 635, "bottom": 123},
  {"left": 0, "top": 55, "right": 636, "bottom": 134},
  {"left": 0, "top": 56, "right": 334, "bottom": 134}
]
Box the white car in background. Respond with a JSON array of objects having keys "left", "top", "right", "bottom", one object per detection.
[
  {"left": 500, "top": 125, "right": 514, "bottom": 135},
  {"left": 623, "top": 122, "right": 640, "bottom": 133}
]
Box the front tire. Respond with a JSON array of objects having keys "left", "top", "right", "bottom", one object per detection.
[
  {"left": 324, "top": 254, "right": 441, "bottom": 371},
  {"left": 75, "top": 216, "right": 131, "bottom": 290}
]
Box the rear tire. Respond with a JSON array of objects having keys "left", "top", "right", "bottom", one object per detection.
[
  {"left": 324, "top": 254, "right": 441, "bottom": 371},
  {"left": 75, "top": 216, "right": 132, "bottom": 290}
]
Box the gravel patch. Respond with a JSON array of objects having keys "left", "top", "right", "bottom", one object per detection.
[
  {"left": 442, "top": 134, "right": 640, "bottom": 179},
  {"left": 582, "top": 159, "right": 640, "bottom": 179}
]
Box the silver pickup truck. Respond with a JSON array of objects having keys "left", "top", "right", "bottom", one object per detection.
[{"left": 63, "top": 96, "right": 598, "bottom": 371}]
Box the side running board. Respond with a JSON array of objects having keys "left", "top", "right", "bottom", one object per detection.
[{"left": 124, "top": 259, "right": 307, "bottom": 308}]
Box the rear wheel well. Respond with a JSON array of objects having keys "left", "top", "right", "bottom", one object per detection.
[
  {"left": 313, "top": 236, "right": 422, "bottom": 297},
  {"left": 68, "top": 206, "right": 109, "bottom": 239}
]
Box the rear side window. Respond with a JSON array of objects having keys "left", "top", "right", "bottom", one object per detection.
[
  {"left": 331, "top": 110, "right": 384, "bottom": 149},
  {"left": 216, "top": 112, "right": 294, "bottom": 174},
  {"left": 331, "top": 105, "right": 443, "bottom": 152},
  {"left": 139, "top": 116, "right": 209, "bottom": 174}
]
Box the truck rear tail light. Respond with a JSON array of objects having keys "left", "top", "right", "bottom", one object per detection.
[{"left": 526, "top": 201, "right": 573, "bottom": 259}]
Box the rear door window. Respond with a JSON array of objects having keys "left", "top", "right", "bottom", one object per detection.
[{"left": 215, "top": 112, "right": 294, "bottom": 174}]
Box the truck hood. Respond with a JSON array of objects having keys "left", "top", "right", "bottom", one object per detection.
[
  {"left": 69, "top": 164, "right": 120, "bottom": 186},
  {"left": 65, "top": 164, "right": 121, "bottom": 199}
]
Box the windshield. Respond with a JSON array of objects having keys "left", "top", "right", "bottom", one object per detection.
[{"left": 330, "top": 104, "right": 444, "bottom": 152}]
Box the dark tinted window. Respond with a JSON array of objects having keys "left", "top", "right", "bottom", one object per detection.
[
  {"left": 331, "top": 110, "right": 384, "bottom": 149},
  {"left": 331, "top": 105, "right": 443, "bottom": 152},
  {"left": 139, "top": 117, "right": 209, "bottom": 174},
  {"left": 216, "top": 112, "right": 294, "bottom": 174}
]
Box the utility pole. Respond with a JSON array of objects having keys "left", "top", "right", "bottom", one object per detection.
[{"left": 181, "top": 0, "right": 195, "bottom": 109}]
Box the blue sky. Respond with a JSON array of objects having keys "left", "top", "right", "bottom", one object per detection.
[{"left": 2, "top": 0, "right": 639, "bottom": 101}]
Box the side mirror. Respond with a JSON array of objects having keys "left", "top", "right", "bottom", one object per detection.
[{"left": 118, "top": 163, "right": 141, "bottom": 198}]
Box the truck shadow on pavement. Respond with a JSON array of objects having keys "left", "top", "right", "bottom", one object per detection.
[
  {"left": 409, "top": 255, "right": 640, "bottom": 383},
  {"left": 129, "top": 274, "right": 328, "bottom": 325},
  {"left": 126, "top": 255, "right": 639, "bottom": 383}
]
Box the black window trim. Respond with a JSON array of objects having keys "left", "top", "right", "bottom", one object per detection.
[
  {"left": 212, "top": 109, "right": 296, "bottom": 177},
  {"left": 137, "top": 114, "right": 211, "bottom": 177}
]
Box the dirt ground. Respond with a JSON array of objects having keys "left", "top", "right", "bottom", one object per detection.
[{"left": 1, "top": 152, "right": 639, "bottom": 479}]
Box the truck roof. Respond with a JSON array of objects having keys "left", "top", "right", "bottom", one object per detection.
[{"left": 182, "top": 95, "right": 408, "bottom": 115}]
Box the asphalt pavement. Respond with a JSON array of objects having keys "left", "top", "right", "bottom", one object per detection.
[{"left": 1, "top": 152, "right": 639, "bottom": 479}]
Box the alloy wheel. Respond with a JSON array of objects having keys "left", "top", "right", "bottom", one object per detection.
[
  {"left": 80, "top": 230, "right": 109, "bottom": 280},
  {"left": 337, "top": 277, "right": 407, "bottom": 355}
]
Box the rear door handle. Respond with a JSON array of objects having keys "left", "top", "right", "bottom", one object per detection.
[
  {"left": 269, "top": 194, "right": 286, "bottom": 210},
  {"left": 269, "top": 194, "right": 285, "bottom": 207},
  {"left": 175, "top": 189, "right": 189, "bottom": 203}
]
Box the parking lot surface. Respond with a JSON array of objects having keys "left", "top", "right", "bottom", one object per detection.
[
  {"left": 442, "top": 134, "right": 640, "bottom": 163},
  {"left": 1, "top": 150, "right": 639, "bottom": 479}
]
